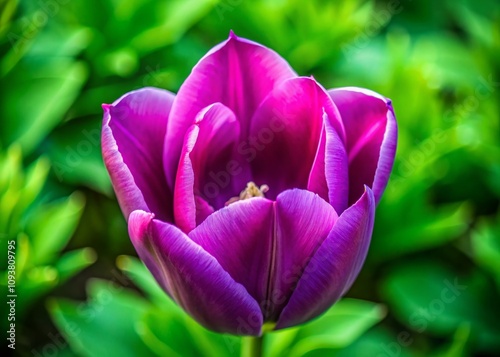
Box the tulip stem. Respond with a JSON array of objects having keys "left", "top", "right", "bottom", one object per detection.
[{"left": 241, "top": 335, "right": 264, "bottom": 357}]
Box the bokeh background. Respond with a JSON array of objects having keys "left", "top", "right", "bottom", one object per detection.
[{"left": 1, "top": 0, "right": 499, "bottom": 356}]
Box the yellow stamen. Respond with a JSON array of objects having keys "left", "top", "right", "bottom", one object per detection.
[{"left": 225, "top": 182, "right": 269, "bottom": 206}]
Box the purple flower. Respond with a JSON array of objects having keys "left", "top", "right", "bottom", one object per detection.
[{"left": 102, "top": 32, "right": 397, "bottom": 335}]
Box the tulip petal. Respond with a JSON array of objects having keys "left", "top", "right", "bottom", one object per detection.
[
  {"left": 102, "top": 87, "right": 175, "bottom": 222},
  {"left": 189, "top": 189, "right": 338, "bottom": 322},
  {"left": 276, "top": 187, "right": 375, "bottom": 329},
  {"left": 164, "top": 32, "right": 297, "bottom": 187},
  {"left": 269, "top": 189, "right": 338, "bottom": 321},
  {"left": 329, "top": 87, "right": 397, "bottom": 204},
  {"left": 249, "top": 77, "right": 345, "bottom": 201},
  {"left": 189, "top": 198, "right": 275, "bottom": 315},
  {"left": 307, "top": 126, "right": 329, "bottom": 201},
  {"left": 308, "top": 113, "right": 349, "bottom": 214},
  {"left": 129, "top": 210, "right": 263, "bottom": 335},
  {"left": 174, "top": 103, "right": 246, "bottom": 232}
]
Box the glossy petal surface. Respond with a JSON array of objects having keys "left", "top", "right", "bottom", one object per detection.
[
  {"left": 189, "top": 198, "right": 274, "bottom": 315},
  {"left": 164, "top": 33, "right": 297, "bottom": 187},
  {"left": 190, "top": 189, "right": 337, "bottom": 321},
  {"left": 249, "top": 77, "right": 345, "bottom": 202},
  {"left": 129, "top": 210, "right": 263, "bottom": 335},
  {"left": 270, "top": 189, "right": 338, "bottom": 321},
  {"left": 329, "top": 87, "right": 397, "bottom": 204},
  {"left": 276, "top": 187, "right": 375, "bottom": 329},
  {"left": 174, "top": 103, "right": 243, "bottom": 232},
  {"left": 102, "top": 87, "right": 175, "bottom": 222}
]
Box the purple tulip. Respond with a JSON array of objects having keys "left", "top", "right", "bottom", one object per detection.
[{"left": 102, "top": 32, "right": 397, "bottom": 335}]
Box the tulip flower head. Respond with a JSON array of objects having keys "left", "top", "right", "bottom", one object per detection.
[{"left": 102, "top": 31, "right": 397, "bottom": 335}]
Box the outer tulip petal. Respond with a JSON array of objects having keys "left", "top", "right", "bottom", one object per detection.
[
  {"left": 174, "top": 103, "right": 245, "bottom": 232},
  {"left": 102, "top": 87, "right": 175, "bottom": 222},
  {"left": 276, "top": 187, "right": 375, "bottom": 329},
  {"left": 189, "top": 198, "right": 275, "bottom": 317},
  {"left": 249, "top": 77, "right": 345, "bottom": 201},
  {"left": 329, "top": 87, "right": 397, "bottom": 204},
  {"left": 128, "top": 210, "right": 263, "bottom": 335},
  {"left": 268, "top": 189, "right": 338, "bottom": 321},
  {"left": 164, "top": 32, "right": 297, "bottom": 187}
]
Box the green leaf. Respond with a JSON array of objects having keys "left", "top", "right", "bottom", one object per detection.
[
  {"left": 18, "top": 156, "right": 51, "bottom": 211},
  {"left": 0, "top": 0, "right": 18, "bottom": 34},
  {"left": 0, "top": 145, "right": 22, "bottom": 235},
  {"left": 0, "top": 145, "right": 22, "bottom": 193},
  {"left": 5, "top": 156, "right": 51, "bottom": 234},
  {"left": 29, "top": 26, "right": 93, "bottom": 58},
  {"left": 0, "top": 23, "right": 38, "bottom": 77},
  {"left": 27, "top": 192, "right": 85, "bottom": 264},
  {"left": 451, "top": 3, "right": 495, "bottom": 48},
  {"left": 372, "top": 202, "right": 470, "bottom": 261},
  {"left": 381, "top": 260, "right": 500, "bottom": 349},
  {"left": 49, "top": 279, "right": 153, "bottom": 357},
  {"left": 430, "top": 323, "right": 471, "bottom": 357},
  {"left": 136, "top": 310, "right": 203, "bottom": 357},
  {"left": 331, "top": 325, "right": 417, "bottom": 357},
  {"left": 117, "top": 255, "right": 174, "bottom": 308},
  {"left": 46, "top": 120, "right": 112, "bottom": 195},
  {"left": 14, "top": 233, "right": 29, "bottom": 278},
  {"left": 265, "top": 328, "right": 299, "bottom": 357},
  {"left": 2, "top": 61, "right": 88, "bottom": 153},
  {"left": 471, "top": 214, "right": 500, "bottom": 287},
  {"left": 55, "top": 248, "right": 97, "bottom": 282},
  {"left": 17, "top": 265, "right": 58, "bottom": 311},
  {"left": 130, "top": 0, "right": 219, "bottom": 54},
  {"left": 279, "top": 299, "right": 386, "bottom": 357},
  {"left": 119, "top": 255, "right": 239, "bottom": 357},
  {"left": 137, "top": 308, "right": 239, "bottom": 357}
]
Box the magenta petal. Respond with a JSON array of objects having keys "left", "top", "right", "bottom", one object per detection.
[
  {"left": 307, "top": 126, "right": 328, "bottom": 201},
  {"left": 189, "top": 189, "right": 338, "bottom": 322},
  {"left": 163, "top": 33, "right": 297, "bottom": 187},
  {"left": 276, "top": 187, "right": 375, "bottom": 329},
  {"left": 174, "top": 103, "right": 244, "bottom": 232},
  {"left": 128, "top": 210, "right": 262, "bottom": 335},
  {"left": 189, "top": 198, "right": 274, "bottom": 315},
  {"left": 308, "top": 112, "right": 349, "bottom": 214},
  {"left": 249, "top": 77, "right": 344, "bottom": 199},
  {"left": 329, "top": 87, "right": 397, "bottom": 204},
  {"left": 269, "top": 189, "right": 338, "bottom": 321},
  {"left": 102, "top": 87, "right": 175, "bottom": 222}
]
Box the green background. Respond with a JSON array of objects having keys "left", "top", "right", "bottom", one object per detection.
[{"left": 1, "top": 0, "right": 499, "bottom": 356}]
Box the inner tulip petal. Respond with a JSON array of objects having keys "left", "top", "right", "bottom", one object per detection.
[
  {"left": 164, "top": 32, "right": 297, "bottom": 188},
  {"left": 329, "top": 87, "right": 397, "bottom": 204},
  {"left": 307, "top": 112, "right": 349, "bottom": 214},
  {"left": 174, "top": 103, "right": 247, "bottom": 233},
  {"left": 249, "top": 77, "right": 344, "bottom": 200}
]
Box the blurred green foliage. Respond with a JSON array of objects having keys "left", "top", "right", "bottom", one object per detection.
[
  {"left": 0, "top": 145, "right": 95, "bottom": 339},
  {"left": 1, "top": 0, "right": 499, "bottom": 356}
]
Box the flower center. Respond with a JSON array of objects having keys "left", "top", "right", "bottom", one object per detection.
[{"left": 225, "top": 181, "right": 269, "bottom": 206}]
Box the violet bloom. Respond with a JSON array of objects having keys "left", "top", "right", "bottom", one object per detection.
[{"left": 102, "top": 32, "right": 397, "bottom": 335}]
